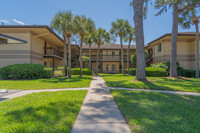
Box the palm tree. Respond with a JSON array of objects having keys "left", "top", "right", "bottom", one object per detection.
[
  {"left": 74, "top": 15, "right": 89, "bottom": 76},
  {"left": 84, "top": 18, "right": 96, "bottom": 70},
  {"left": 132, "top": 0, "right": 147, "bottom": 81},
  {"left": 125, "top": 25, "right": 135, "bottom": 75},
  {"left": 155, "top": 0, "right": 200, "bottom": 77},
  {"left": 94, "top": 28, "right": 111, "bottom": 74},
  {"left": 51, "top": 11, "right": 74, "bottom": 77},
  {"left": 110, "top": 19, "right": 129, "bottom": 74},
  {"left": 179, "top": 9, "right": 200, "bottom": 78}
]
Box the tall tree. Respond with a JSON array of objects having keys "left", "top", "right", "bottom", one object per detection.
[
  {"left": 94, "top": 28, "right": 111, "bottom": 73},
  {"left": 84, "top": 18, "right": 96, "bottom": 70},
  {"left": 155, "top": 0, "right": 200, "bottom": 77},
  {"left": 74, "top": 15, "right": 88, "bottom": 76},
  {"left": 132, "top": 0, "right": 148, "bottom": 81},
  {"left": 51, "top": 11, "right": 74, "bottom": 77},
  {"left": 125, "top": 24, "right": 135, "bottom": 74},
  {"left": 178, "top": 9, "right": 200, "bottom": 78},
  {"left": 110, "top": 19, "right": 129, "bottom": 74}
]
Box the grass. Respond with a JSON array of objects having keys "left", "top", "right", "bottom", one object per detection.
[
  {"left": 0, "top": 90, "right": 87, "bottom": 133},
  {"left": 101, "top": 74, "right": 200, "bottom": 92},
  {"left": 111, "top": 90, "right": 200, "bottom": 133},
  {"left": 0, "top": 75, "right": 92, "bottom": 90}
]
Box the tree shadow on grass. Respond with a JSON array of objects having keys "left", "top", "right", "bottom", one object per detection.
[
  {"left": 105, "top": 76, "right": 200, "bottom": 92},
  {"left": 40, "top": 76, "right": 92, "bottom": 84},
  {"left": 2, "top": 101, "right": 82, "bottom": 133},
  {"left": 111, "top": 90, "right": 200, "bottom": 133}
]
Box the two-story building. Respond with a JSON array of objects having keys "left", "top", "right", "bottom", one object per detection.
[
  {"left": 82, "top": 44, "right": 136, "bottom": 73},
  {"left": 0, "top": 25, "right": 79, "bottom": 69},
  {"left": 146, "top": 32, "right": 200, "bottom": 70}
]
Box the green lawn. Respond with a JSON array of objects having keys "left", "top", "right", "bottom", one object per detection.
[
  {"left": 0, "top": 75, "right": 92, "bottom": 90},
  {"left": 102, "top": 74, "right": 200, "bottom": 92},
  {"left": 0, "top": 90, "right": 87, "bottom": 133},
  {"left": 111, "top": 90, "right": 200, "bottom": 133}
]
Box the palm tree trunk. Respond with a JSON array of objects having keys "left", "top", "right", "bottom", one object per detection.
[
  {"left": 67, "top": 35, "right": 71, "bottom": 78},
  {"left": 63, "top": 37, "right": 68, "bottom": 76},
  {"left": 170, "top": 3, "right": 178, "bottom": 77},
  {"left": 127, "top": 39, "right": 132, "bottom": 74},
  {"left": 120, "top": 37, "right": 124, "bottom": 74},
  {"left": 96, "top": 44, "right": 100, "bottom": 74},
  {"left": 132, "top": 0, "right": 147, "bottom": 81},
  {"left": 195, "top": 22, "right": 199, "bottom": 78},
  {"left": 80, "top": 37, "right": 83, "bottom": 76},
  {"left": 89, "top": 42, "right": 92, "bottom": 70}
]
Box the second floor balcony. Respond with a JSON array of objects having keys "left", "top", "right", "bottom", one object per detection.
[
  {"left": 44, "top": 47, "right": 64, "bottom": 59},
  {"left": 87, "top": 55, "right": 130, "bottom": 61}
]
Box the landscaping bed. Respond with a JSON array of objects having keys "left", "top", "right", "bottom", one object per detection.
[
  {"left": 102, "top": 74, "right": 200, "bottom": 92},
  {"left": 111, "top": 90, "right": 200, "bottom": 132},
  {"left": 0, "top": 90, "right": 87, "bottom": 133},
  {"left": 0, "top": 75, "right": 92, "bottom": 90}
]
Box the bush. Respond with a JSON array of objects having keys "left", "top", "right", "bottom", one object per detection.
[
  {"left": 54, "top": 66, "right": 65, "bottom": 77},
  {"left": 151, "top": 62, "right": 200, "bottom": 77},
  {"left": 184, "top": 70, "right": 196, "bottom": 77},
  {"left": 71, "top": 68, "right": 93, "bottom": 75},
  {"left": 126, "top": 67, "right": 167, "bottom": 77},
  {"left": 0, "top": 64, "right": 53, "bottom": 79},
  {"left": 130, "top": 50, "right": 149, "bottom": 66}
]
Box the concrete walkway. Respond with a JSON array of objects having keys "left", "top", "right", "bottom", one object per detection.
[
  {"left": 71, "top": 76, "right": 132, "bottom": 133},
  {"left": 108, "top": 87, "right": 200, "bottom": 96},
  {"left": 0, "top": 88, "right": 89, "bottom": 102}
]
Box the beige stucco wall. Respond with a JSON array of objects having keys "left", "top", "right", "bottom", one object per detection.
[
  {"left": 152, "top": 38, "right": 200, "bottom": 70},
  {"left": 0, "top": 32, "right": 31, "bottom": 68},
  {"left": 0, "top": 31, "right": 65, "bottom": 69},
  {"left": 102, "top": 62, "right": 120, "bottom": 72}
]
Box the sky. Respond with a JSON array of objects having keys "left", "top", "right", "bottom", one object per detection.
[{"left": 0, "top": 0, "right": 196, "bottom": 44}]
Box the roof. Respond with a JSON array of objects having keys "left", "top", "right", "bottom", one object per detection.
[
  {"left": 0, "top": 25, "right": 63, "bottom": 42},
  {"left": 0, "top": 25, "right": 81, "bottom": 48},
  {"left": 147, "top": 32, "right": 200, "bottom": 45},
  {"left": 82, "top": 44, "right": 136, "bottom": 50}
]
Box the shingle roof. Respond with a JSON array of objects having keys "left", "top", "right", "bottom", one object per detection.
[{"left": 82, "top": 44, "right": 136, "bottom": 50}]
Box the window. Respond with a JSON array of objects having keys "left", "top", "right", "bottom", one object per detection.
[
  {"left": 112, "top": 51, "right": 115, "bottom": 57},
  {"left": 106, "top": 51, "right": 109, "bottom": 56},
  {"left": 106, "top": 65, "right": 110, "bottom": 71},
  {"left": 0, "top": 37, "right": 7, "bottom": 44},
  {"left": 112, "top": 64, "right": 116, "bottom": 71},
  {"left": 158, "top": 43, "right": 162, "bottom": 52},
  {"left": 44, "top": 62, "right": 47, "bottom": 66}
]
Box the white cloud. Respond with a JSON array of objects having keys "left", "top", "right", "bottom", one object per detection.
[
  {"left": 0, "top": 19, "right": 10, "bottom": 24},
  {"left": 13, "top": 19, "right": 25, "bottom": 25}
]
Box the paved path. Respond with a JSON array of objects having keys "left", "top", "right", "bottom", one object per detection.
[
  {"left": 0, "top": 88, "right": 89, "bottom": 102},
  {"left": 71, "top": 76, "right": 132, "bottom": 133},
  {"left": 108, "top": 87, "right": 200, "bottom": 96}
]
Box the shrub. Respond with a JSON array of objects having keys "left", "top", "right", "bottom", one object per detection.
[
  {"left": 0, "top": 64, "right": 53, "bottom": 79},
  {"left": 71, "top": 68, "right": 93, "bottom": 75},
  {"left": 130, "top": 50, "right": 149, "bottom": 66},
  {"left": 184, "top": 70, "right": 196, "bottom": 77},
  {"left": 126, "top": 67, "right": 167, "bottom": 77},
  {"left": 54, "top": 66, "right": 65, "bottom": 77},
  {"left": 151, "top": 62, "right": 200, "bottom": 77},
  {"left": 82, "top": 56, "right": 89, "bottom": 65}
]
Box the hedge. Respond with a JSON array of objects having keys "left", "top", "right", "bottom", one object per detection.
[
  {"left": 126, "top": 67, "right": 168, "bottom": 77},
  {"left": 71, "top": 68, "right": 93, "bottom": 75},
  {"left": 0, "top": 64, "right": 53, "bottom": 79},
  {"left": 151, "top": 62, "right": 200, "bottom": 77}
]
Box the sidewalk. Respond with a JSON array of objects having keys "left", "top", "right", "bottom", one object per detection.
[
  {"left": 71, "top": 76, "right": 131, "bottom": 133},
  {"left": 0, "top": 88, "right": 89, "bottom": 101}
]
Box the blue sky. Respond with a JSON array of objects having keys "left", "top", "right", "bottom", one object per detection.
[{"left": 0, "top": 0, "right": 196, "bottom": 44}]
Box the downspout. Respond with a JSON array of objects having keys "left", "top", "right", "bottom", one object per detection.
[{"left": 31, "top": 32, "right": 50, "bottom": 64}]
